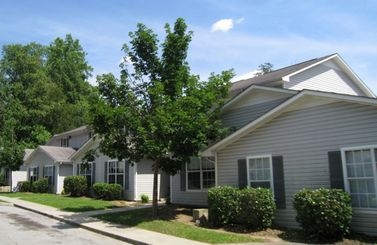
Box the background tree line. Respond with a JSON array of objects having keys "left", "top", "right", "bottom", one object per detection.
[{"left": 0, "top": 34, "right": 95, "bottom": 170}]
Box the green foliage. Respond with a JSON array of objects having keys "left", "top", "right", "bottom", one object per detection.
[
  {"left": 238, "top": 188, "right": 276, "bottom": 229},
  {"left": 31, "top": 178, "right": 49, "bottom": 193},
  {"left": 208, "top": 186, "right": 240, "bottom": 226},
  {"left": 293, "top": 188, "right": 352, "bottom": 240},
  {"left": 91, "top": 18, "right": 233, "bottom": 214},
  {"left": 141, "top": 194, "right": 149, "bottom": 203},
  {"left": 63, "top": 176, "right": 88, "bottom": 197},
  {"left": 0, "top": 35, "right": 95, "bottom": 170},
  {"left": 208, "top": 186, "right": 276, "bottom": 229},
  {"left": 93, "top": 182, "right": 122, "bottom": 200},
  {"left": 17, "top": 181, "right": 32, "bottom": 192},
  {"left": 0, "top": 173, "right": 5, "bottom": 186},
  {"left": 255, "top": 62, "right": 274, "bottom": 76}
]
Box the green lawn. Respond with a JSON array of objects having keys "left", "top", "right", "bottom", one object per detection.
[
  {"left": 96, "top": 207, "right": 263, "bottom": 244},
  {"left": 0, "top": 192, "right": 116, "bottom": 212}
]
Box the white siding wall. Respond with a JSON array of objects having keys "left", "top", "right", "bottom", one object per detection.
[
  {"left": 57, "top": 164, "right": 73, "bottom": 194},
  {"left": 217, "top": 101, "right": 377, "bottom": 235},
  {"left": 285, "top": 62, "right": 364, "bottom": 96},
  {"left": 135, "top": 159, "right": 160, "bottom": 201}
]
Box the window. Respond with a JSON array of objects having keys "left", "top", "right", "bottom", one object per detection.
[
  {"left": 247, "top": 155, "right": 273, "bottom": 189},
  {"left": 78, "top": 162, "right": 92, "bottom": 186},
  {"left": 29, "top": 167, "right": 38, "bottom": 182},
  {"left": 107, "top": 161, "right": 124, "bottom": 187},
  {"left": 342, "top": 147, "right": 377, "bottom": 208},
  {"left": 61, "top": 137, "right": 69, "bottom": 147},
  {"left": 43, "top": 166, "right": 54, "bottom": 185},
  {"left": 186, "top": 157, "right": 215, "bottom": 190}
]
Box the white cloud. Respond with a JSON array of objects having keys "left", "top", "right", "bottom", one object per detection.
[{"left": 211, "top": 18, "right": 244, "bottom": 32}]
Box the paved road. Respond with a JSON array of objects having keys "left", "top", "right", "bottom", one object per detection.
[{"left": 0, "top": 203, "right": 129, "bottom": 245}]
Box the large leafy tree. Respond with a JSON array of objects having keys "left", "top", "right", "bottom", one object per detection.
[
  {"left": 0, "top": 35, "right": 94, "bottom": 170},
  {"left": 91, "top": 18, "right": 233, "bottom": 215}
]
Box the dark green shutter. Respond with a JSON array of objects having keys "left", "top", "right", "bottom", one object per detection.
[
  {"left": 36, "top": 167, "right": 39, "bottom": 180},
  {"left": 76, "top": 164, "right": 80, "bottom": 175},
  {"left": 104, "top": 162, "right": 108, "bottom": 183},
  {"left": 272, "top": 156, "right": 286, "bottom": 209},
  {"left": 92, "top": 162, "right": 96, "bottom": 184},
  {"left": 52, "top": 165, "right": 56, "bottom": 185},
  {"left": 238, "top": 159, "right": 247, "bottom": 189},
  {"left": 180, "top": 164, "right": 186, "bottom": 191},
  {"left": 328, "top": 151, "right": 344, "bottom": 190}
]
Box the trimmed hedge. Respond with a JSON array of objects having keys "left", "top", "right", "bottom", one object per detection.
[
  {"left": 18, "top": 181, "right": 32, "bottom": 192},
  {"left": 208, "top": 186, "right": 240, "bottom": 226},
  {"left": 93, "top": 182, "right": 122, "bottom": 200},
  {"left": 32, "top": 178, "right": 49, "bottom": 193},
  {"left": 63, "top": 176, "right": 88, "bottom": 197},
  {"left": 238, "top": 188, "right": 276, "bottom": 229},
  {"left": 208, "top": 186, "right": 276, "bottom": 229},
  {"left": 293, "top": 188, "right": 352, "bottom": 240}
]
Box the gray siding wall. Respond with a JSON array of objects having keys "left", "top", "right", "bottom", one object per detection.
[
  {"left": 171, "top": 174, "right": 209, "bottom": 206},
  {"left": 26, "top": 154, "right": 57, "bottom": 193},
  {"left": 286, "top": 62, "right": 365, "bottom": 96},
  {"left": 221, "top": 98, "right": 288, "bottom": 129},
  {"left": 217, "top": 101, "right": 377, "bottom": 235}
]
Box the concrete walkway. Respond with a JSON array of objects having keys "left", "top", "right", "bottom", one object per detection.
[{"left": 0, "top": 195, "right": 208, "bottom": 245}]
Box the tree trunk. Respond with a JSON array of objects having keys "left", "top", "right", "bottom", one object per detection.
[{"left": 152, "top": 160, "right": 159, "bottom": 217}]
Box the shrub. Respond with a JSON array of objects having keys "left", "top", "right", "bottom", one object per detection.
[
  {"left": 32, "top": 178, "right": 49, "bottom": 193},
  {"left": 141, "top": 194, "right": 149, "bottom": 203},
  {"left": 18, "top": 181, "right": 32, "bottom": 192},
  {"left": 0, "top": 173, "right": 6, "bottom": 186},
  {"left": 293, "top": 188, "right": 352, "bottom": 240},
  {"left": 93, "top": 182, "right": 122, "bottom": 200},
  {"left": 63, "top": 176, "right": 88, "bottom": 197},
  {"left": 208, "top": 186, "right": 240, "bottom": 226},
  {"left": 105, "top": 184, "right": 122, "bottom": 200},
  {"left": 238, "top": 188, "right": 276, "bottom": 229}
]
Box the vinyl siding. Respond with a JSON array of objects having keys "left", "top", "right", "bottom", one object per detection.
[
  {"left": 25, "top": 153, "right": 58, "bottom": 193},
  {"left": 285, "top": 62, "right": 364, "bottom": 96},
  {"left": 216, "top": 101, "right": 377, "bottom": 235},
  {"left": 221, "top": 98, "right": 288, "bottom": 129},
  {"left": 171, "top": 174, "right": 209, "bottom": 206},
  {"left": 135, "top": 159, "right": 160, "bottom": 200}
]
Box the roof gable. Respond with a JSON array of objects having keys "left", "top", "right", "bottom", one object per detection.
[
  {"left": 230, "top": 53, "right": 375, "bottom": 98},
  {"left": 202, "top": 89, "right": 377, "bottom": 156},
  {"left": 25, "top": 146, "right": 75, "bottom": 164}
]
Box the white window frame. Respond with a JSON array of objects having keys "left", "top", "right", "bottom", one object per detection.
[
  {"left": 43, "top": 165, "right": 54, "bottom": 185},
  {"left": 61, "top": 137, "right": 69, "bottom": 147},
  {"left": 246, "top": 154, "right": 274, "bottom": 193},
  {"left": 107, "top": 160, "right": 124, "bottom": 187},
  {"left": 186, "top": 157, "right": 216, "bottom": 191},
  {"left": 78, "top": 162, "right": 93, "bottom": 185},
  {"left": 341, "top": 145, "right": 377, "bottom": 210},
  {"left": 29, "top": 166, "right": 38, "bottom": 182}
]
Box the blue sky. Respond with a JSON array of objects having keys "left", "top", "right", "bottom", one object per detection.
[{"left": 1, "top": 0, "right": 377, "bottom": 92}]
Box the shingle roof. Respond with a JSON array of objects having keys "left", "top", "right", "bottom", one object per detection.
[
  {"left": 230, "top": 54, "right": 336, "bottom": 97},
  {"left": 39, "top": 146, "right": 76, "bottom": 162}
]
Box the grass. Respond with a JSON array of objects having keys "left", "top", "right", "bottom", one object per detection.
[
  {"left": 96, "top": 206, "right": 263, "bottom": 244},
  {"left": 0, "top": 192, "right": 116, "bottom": 212}
]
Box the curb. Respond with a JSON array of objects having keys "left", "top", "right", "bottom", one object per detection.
[{"left": 12, "top": 203, "right": 150, "bottom": 245}]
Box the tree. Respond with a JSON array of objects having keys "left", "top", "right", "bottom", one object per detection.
[
  {"left": 91, "top": 18, "right": 233, "bottom": 216},
  {"left": 255, "top": 62, "right": 274, "bottom": 76},
  {"left": 0, "top": 35, "right": 95, "bottom": 170}
]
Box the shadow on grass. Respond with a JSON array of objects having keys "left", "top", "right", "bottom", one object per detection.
[
  {"left": 96, "top": 204, "right": 377, "bottom": 245},
  {"left": 62, "top": 205, "right": 116, "bottom": 212}
]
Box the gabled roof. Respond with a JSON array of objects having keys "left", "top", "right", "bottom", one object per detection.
[
  {"left": 46, "top": 125, "right": 89, "bottom": 145},
  {"left": 23, "top": 149, "right": 34, "bottom": 161},
  {"left": 25, "top": 146, "right": 76, "bottom": 164},
  {"left": 70, "top": 136, "right": 100, "bottom": 161},
  {"left": 202, "top": 88, "right": 377, "bottom": 157},
  {"left": 230, "top": 53, "right": 375, "bottom": 98}
]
